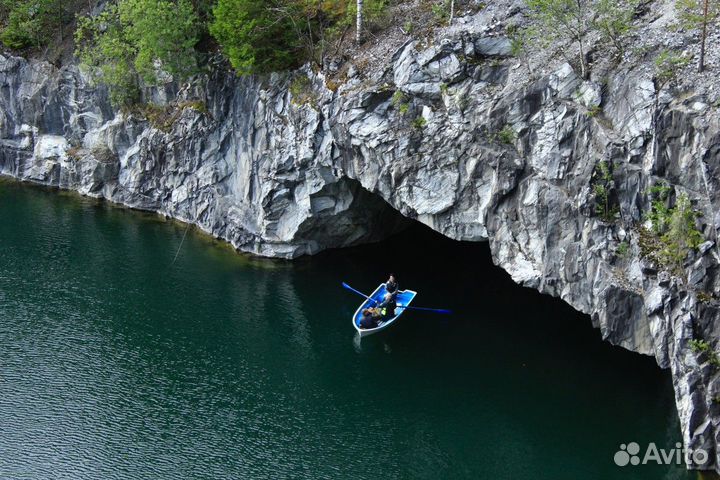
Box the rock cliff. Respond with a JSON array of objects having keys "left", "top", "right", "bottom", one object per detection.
[{"left": 1, "top": 0, "right": 720, "bottom": 472}]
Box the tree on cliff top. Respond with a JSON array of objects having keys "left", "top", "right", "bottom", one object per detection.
[
  {"left": 593, "top": 0, "right": 638, "bottom": 55},
  {"left": 677, "top": 0, "right": 719, "bottom": 72},
  {"left": 208, "top": 0, "right": 386, "bottom": 75},
  {"left": 75, "top": 0, "right": 199, "bottom": 107},
  {"left": 526, "top": 0, "right": 593, "bottom": 78},
  {"left": 0, "top": 0, "right": 67, "bottom": 50},
  {"left": 524, "top": 0, "right": 637, "bottom": 78},
  {"left": 208, "top": 0, "right": 302, "bottom": 75}
]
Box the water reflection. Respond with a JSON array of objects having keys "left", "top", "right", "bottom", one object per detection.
[{"left": 353, "top": 333, "right": 362, "bottom": 353}]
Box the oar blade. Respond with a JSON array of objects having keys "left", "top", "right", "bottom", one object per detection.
[{"left": 396, "top": 305, "right": 452, "bottom": 314}]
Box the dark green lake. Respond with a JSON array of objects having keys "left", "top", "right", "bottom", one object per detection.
[{"left": 0, "top": 179, "right": 694, "bottom": 479}]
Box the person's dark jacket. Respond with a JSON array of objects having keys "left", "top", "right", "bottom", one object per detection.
[
  {"left": 360, "top": 309, "right": 383, "bottom": 329},
  {"left": 360, "top": 313, "right": 377, "bottom": 329},
  {"left": 378, "top": 297, "right": 397, "bottom": 319}
]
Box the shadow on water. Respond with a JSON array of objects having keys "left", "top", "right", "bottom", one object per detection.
[{"left": 0, "top": 179, "right": 695, "bottom": 480}]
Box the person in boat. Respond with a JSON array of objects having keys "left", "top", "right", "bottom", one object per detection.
[
  {"left": 385, "top": 274, "right": 399, "bottom": 299},
  {"left": 378, "top": 292, "right": 397, "bottom": 318},
  {"left": 359, "top": 308, "right": 383, "bottom": 329},
  {"left": 360, "top": 296, "right": 397, "bottom": 329}
]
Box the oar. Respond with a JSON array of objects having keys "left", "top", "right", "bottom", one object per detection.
[
  {"left": 395, "top": 305, "right": 453, "bottom": 315},
  {"left": 341, "top": 282, "right": 452, "bottom": 314},
  {"left": 341, "top": 282, "right": 379, "bottom": 305}
]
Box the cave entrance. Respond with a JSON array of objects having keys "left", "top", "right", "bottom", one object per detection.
[{"left": 294, "top": 177, "right": 414, "bottom": 255}]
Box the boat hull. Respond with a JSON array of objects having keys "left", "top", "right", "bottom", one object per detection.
[{"left": 352, "top": 284, "right": 417, "bottom": 337}]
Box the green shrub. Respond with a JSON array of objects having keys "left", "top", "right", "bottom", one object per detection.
[
  {"left": 645, "top": 186, "right": 704, "bottom": 273},
  {"left": 289, "top": 74, "right": 318, "bottom": 106},
  {"left": 697, "top": 291, "right": 713, "bottom": 303},
  {"left": 593, "top": 161, "right": 618, "bottom": 222},
  {"left": 133, "top": 99, "right": 208, "bottom": 132},
  {"left": 209, "top": 0, "right": 386, "bottom": 75},
  {"left": 180, "top": 100, "right": 208, "bottom": 114},
  {"left": 496, "top": 125, "right": 515, "bottom": 145},
  {"left": 690, "top": 339, "right": 711, "bottom": 353},
  {"left": 222, "top": 0, "right": 385, "bottom": 71},
  {"left": 616, "top": 241, "right": 629, "bottom": 257},
  {"left": 660, "top": 192, "right": 703, "bottom": 267},
  {"left": 136, "top": 103, "right": 175, "bottom": 131},
  {"left": 412, "top": 116, "right": 427, "bottom": 129},
  {"left": 587, "top": 105, "right": 603, "bottom": 117},
  {"left": 525, "top": 0, "right": 592, "bottom": 78},
  {"left": 345, "top": 0, "right": 388, "bottom": 30},
  {"left": 454, "top": 91, "right": 469, "bottom": 112},
  {"left": 507, "top": 24, "right": 535, "bottom": 74},
  {"left": 676, "top": 0, "right": 720, "bottom": 72},
  {"left": 654, "top": 50, "right": 690, "bottom": 91},
  {"left": 290, "top": 75, "right": 310, "bottom": 96},
  {"left": 76, "top": 7, "right": 139, "bottom": 107},
  {"left": 392, "top": 90, "right": 411, "bottom": 115},
  {"left": 431, "top": 2, "right": 449, "bottom": 22},
  {"left": 631, "top": 45, "right": 652, "bottom": 58},
  {"left": 646, "top": 184, "right": 672, "bottom": 234},
  {"left": 690, "top": 339, "right": 720, "bottom": 368}
]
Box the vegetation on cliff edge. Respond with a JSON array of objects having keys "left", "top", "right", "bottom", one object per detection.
[{"left": 75, "top": 0, "right": 200, "bottom": 107}]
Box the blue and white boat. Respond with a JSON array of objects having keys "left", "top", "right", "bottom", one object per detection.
[{"left": 352, "top": 284, "right": 417, "bottom": 337}]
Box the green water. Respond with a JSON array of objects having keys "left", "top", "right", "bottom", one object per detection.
[{"left": 0, "top": 179, "right": 694, "bottom": 479}]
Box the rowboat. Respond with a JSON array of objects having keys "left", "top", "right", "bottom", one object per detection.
[{"left": 352, "top": 283, "right": 417, "bottom": 337}]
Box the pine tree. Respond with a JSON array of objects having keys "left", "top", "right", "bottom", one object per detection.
[{"left": 677, "top": 0, "right": 719, "bottom": 72}]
